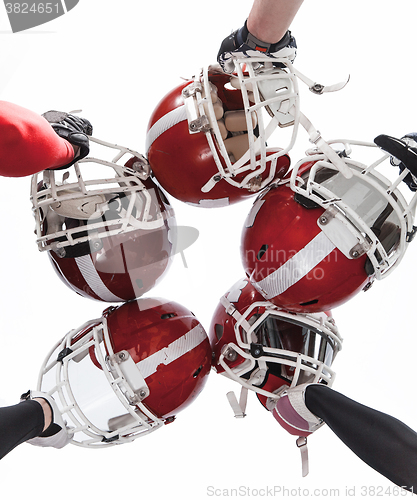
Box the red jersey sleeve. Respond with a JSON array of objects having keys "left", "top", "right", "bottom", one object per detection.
[{"left": 0, "top": 101, "right": 75, "bottom": 177}]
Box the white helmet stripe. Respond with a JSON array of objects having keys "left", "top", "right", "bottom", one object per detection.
[
  {"left": 75, "top": 255, "right": 124, "bottom": 302},
  {"left": 137, "top": 324, "right": 207, "bottom": 379},
  {"left": 252, "top": 232, "right": 336, "bottom": 299},
  {"left": 186, "top": 198, "right": 230, "bottom": 208},
  {"left": 145, "top": 105, "right": 187, "bottom": 153},
  {"left": 245, "top": 198, "right": 265, "bottom": 228}
]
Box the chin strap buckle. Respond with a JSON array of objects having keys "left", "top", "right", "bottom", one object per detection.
[{"left": 296, "top": 436, "right": 309, "bottom": 477}]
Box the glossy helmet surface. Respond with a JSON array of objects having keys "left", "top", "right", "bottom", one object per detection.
[
  {"left": 209, "top": 278, "right": 342, "bottom": 409},
  {"left": 146, "top": 61, "right": 298, "bottom": 207},
  {"left": 242, "top": 137, "right": 417, "bottom": 312},
  {"left": 37, "top": 297, "right": 212, "bottom": 447},
  {"left": 31, "top": 137, "right": 176, "bottom": 302}
]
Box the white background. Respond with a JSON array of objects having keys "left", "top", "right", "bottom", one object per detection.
[{"left": 0, "top": 1, "right": 417, "bottom": 498}]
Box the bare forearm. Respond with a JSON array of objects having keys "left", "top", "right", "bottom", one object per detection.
[{"left": 247, "top": 0, "right": 304, "bottom": 42}]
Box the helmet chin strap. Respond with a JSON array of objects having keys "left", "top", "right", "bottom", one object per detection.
[
  {"left": 226, "top": 388, "right": 248, "bottom": 418},
  {"left": 298, "top": 110, "right": 353, "bottom": 179},
  {"left": 226, "top": 384, "right": 311, "bottom": 476},
  {"left": 296, "top": 436, "right": 309, "bottom": 477},
  {"left": 201, "top": 63, "right": 353, "bottom": 192}
]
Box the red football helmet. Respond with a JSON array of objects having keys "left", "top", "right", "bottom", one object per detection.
[
  {"left": 36, "top": 297, "right": 212, "bottom": 447},
  {"left": 242, "top": 137, "right": 417, "bottom": 312},
  {"left": 31, "top": 137, "right": 176, "bottom": 302},
  {"left": 146, "top": 62, "right": 297, "bottom": 207},
  {"left": 208, "top": 278, "right": 342, "bottom": 412}
]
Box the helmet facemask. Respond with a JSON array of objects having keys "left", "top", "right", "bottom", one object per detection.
[
  {"left": 31, "top": 137, "right": 171, "bottom": 258},
  {"left": 217, "top": 297, "right": 342, "bottom": 401},
  {"left": 182, "top": 58, "right": 299, "bottom": 194},
  {"left": 290, "top": 139, "right": 417, "bottom": 279},
  {"left": 37, "top": 316, "right": 165, "bottom": 448}
]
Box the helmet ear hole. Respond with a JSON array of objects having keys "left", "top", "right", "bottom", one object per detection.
[
  {"left": 257, "top": 244, "right": 268, "bottom": 261},
  {"left": 299, "top": 299, "right": 319, "bottom": 307},
  {"left": 161, "top": 313, "right": 177, "bottom": 320},
  {"left": 192, "top": 365, "right": 203, "bottom": 378},
  {"left": 214, "top": 324, "right": 224, "bottom": 341}
]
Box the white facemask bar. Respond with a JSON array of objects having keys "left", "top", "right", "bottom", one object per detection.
[
  {"left": 217, "top": 296, "right": 342, "bottom": 401},
  {"left": 31, "top": 137, "right": 168, "bottom": 254},
  {"left": 36, "top": 317, "right": 165, "bottom": 448},
  {"left": 183, "top": 59, "right": 300, "bottom": 193},
  {"left": 290, "top": 139, "right": 417, "bottom": 279},
  {"left": 184, "top": 57, "right": 352, "bottom": 194}
]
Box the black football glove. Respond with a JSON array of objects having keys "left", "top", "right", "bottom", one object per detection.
[
  {"left": 217, "top": 20, "right": 297, "bottom": 73},
  {"left": 42, "top": 110, "right": 93, "bottom": 170},
  {"left": 374, "top": 133, "right": 417, "bottom": 191}
]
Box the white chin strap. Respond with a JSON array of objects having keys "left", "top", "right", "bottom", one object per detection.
[
  {"left": 298, "top": 111, "right": 353, "bottom": 179},
  {"left": 296, "top": 436, "right": 309, "bottom": 477},
  {"left": 226, "top": 387, "right": 248, "bottom": 418},
  {"left": 286, "top": 63, "right": 353, "bottom": 180},
  {"left": 283, "top": 63, "right": 353, "bottom": 180}
]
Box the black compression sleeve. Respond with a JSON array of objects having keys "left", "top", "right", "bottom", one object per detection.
[
  {"left": 0, "top": 400, "right": 44, "bottom": 460},
  {"left": 305, "top": 384, "right": 417, "bottom": 492}
]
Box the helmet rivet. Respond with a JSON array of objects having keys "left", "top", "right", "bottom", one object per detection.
[
  {"left": 139, "top": 390, "right": 147, "bottom": 398},
  {"left": 351, "top": 250, "right": 359, "bottom": 258},
  {"left": 225, "top": 348, "right": 237, "bottom": 362},
  {"left": 55, "top": 247, "right": 66, "bottom": 258},
  {"left": 91, "top": 240, "right": 101, "bottom": 250},
  {"left": 319, "top": 216, "right": 328, "bottom": 225}
]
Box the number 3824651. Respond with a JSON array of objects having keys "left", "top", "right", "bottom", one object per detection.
[{"left": 5, "top": 3, "right": 60, "bottom": 14}]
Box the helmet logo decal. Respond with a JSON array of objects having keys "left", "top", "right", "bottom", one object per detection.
[
  {"left": 136, "top": 323, "right": 207, "bottom": 379},
  {"left": 75, "top": 255, "right": 124, "bottom": 302},
  {"left": 145, "top": 105, "right": 188, "bottom": 153},
  {"left": 252, "top": 232, "right": 335, "bottom": 300}
]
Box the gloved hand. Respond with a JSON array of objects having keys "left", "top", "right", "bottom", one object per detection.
[
  {"left": 217, "top": 20, "right": 297, "bottom": 74},
  {"left": 42, "top": 110, "right": 93, "bottom": 169},
  {"left": 374, "top": 133, "right": 417, "bottom": 191}
]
